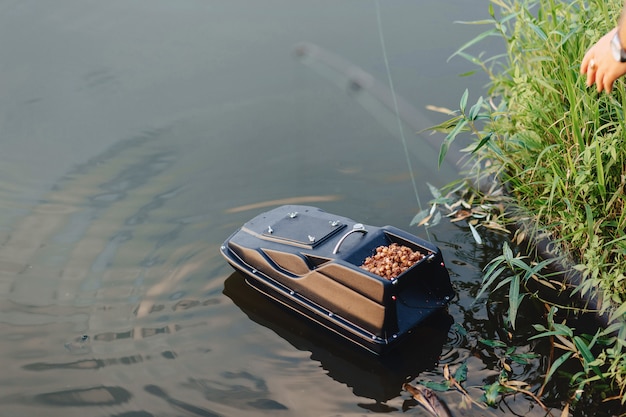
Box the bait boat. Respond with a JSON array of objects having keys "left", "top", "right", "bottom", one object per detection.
[{"left": 220, "top": 205, "right": 454, "bottom": 354}]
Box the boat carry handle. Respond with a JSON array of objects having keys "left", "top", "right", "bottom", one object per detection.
[{"left": 333, "top": 223, "right": 367, "bottom": 254}]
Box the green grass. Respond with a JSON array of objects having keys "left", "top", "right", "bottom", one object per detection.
[{"left": 430, "top": 0, "right": 626, "bottom": 410}]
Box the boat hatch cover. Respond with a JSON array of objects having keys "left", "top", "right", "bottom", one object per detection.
[{"left": 256, "top": 210, "right": 347, "bottom": 248}]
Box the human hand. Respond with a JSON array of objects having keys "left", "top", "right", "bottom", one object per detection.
[{"left": 581, "top": 28, "right": 626, "bottom": 93}]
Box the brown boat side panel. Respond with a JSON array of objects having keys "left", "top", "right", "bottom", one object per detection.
[
  {"left": 227, "top": 241, "right": 386, "bottom": 335},
  {"left": 261, "top": 248, "right": 310, "bottom": 276},
  {"left": 316, "top": 263, "right": 385, "bottom": 303},
  {"left": 297, "top": 271, "right": 386, "bottom": 336},
  {"left": 228, "top": 241, "right": 270, "bottom": 272}
]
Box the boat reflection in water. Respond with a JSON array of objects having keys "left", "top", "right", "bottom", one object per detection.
[{"left": 223, "top": 271, "right": 453, "bottom": 403}]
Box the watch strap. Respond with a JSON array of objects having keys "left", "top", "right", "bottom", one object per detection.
[{"left": 612, "top": 31, "right": 626, "bottom": 62}]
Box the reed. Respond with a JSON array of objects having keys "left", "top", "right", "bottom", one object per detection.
[{"left": 430, "top": 0, "right": 626, "bottom": 409}]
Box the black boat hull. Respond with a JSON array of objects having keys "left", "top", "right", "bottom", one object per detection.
[{"left": 220, "top": 205, "right": 454, "bottom": 354}]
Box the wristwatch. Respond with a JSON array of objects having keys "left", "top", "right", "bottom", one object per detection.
[{"left": 611, "top": 31, "right": 626, "bottom": 62}]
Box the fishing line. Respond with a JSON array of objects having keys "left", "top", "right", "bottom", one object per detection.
[{"left": 374, "top": 0, "right": 430, "bottom": 240}]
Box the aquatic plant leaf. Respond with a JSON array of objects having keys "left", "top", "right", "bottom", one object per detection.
[
  {"left": 573, "top": 336, "right": 603, "bottom": 378},
  {"left": 529, "top": 326, "right": 571, "bottom": 341},
  {"left": 528, "top": 23, "right": 548, "bottom": 41},
  {"left": 599, "top": 322, "right": 626, "bottom": 343},
  {"left": 594, "top": 143, "right": 606, "bottom": 199},
  {"left": 482, "top": 381, "right": 501, "bottom": 407},
  {"left": 468, "top": 222, "right": 482, "bottom": 244},
  {"left": 552, "top": 323, "right": 574, "bottom": 338},
  {"left": 454, "top": 19, "right": 496, "bottom": 25},
  {"left": 508, "top": 257, "right": 533, "bottom": 274},
  {"left": 403, "top": 383, "right": 453, "bottom": 417},
  {"left": 528, "top": 266, "right": 559, "bottom": 289},
  {"left": 468, "top": 96, "right": 484, "bottom": 121},
  {"left": 460, "top": 89, "right": 469, "bottom": 113},
  {"left": 449, "top": 209, "right": 472, "bottom": 222},
  {"left": 453, "top": 50, "right": 484, "bottom": 66},
  {"left": 547, "top": 305, "right": 558, "bottom": 325},
  {"left": 418, "top": 214, "right": 433, "bottom": 227},
  {"left": 609, "top": 299, "right": 626, "bottom": 323},
  {"left": 554, "top": 339, "right": 577, "bottom": 353},
  {"left": 480, "top": 339, "right": 507, "bottom": 348},
  {"left": 410, "top": 209, "right": 430, "bottom": 226},
  {"left": 472, "top": 132, "right": 493, "bottom": 154},
  {"left": 454, "top": 362, "right": 468, "bottom": 383},
  {"left": 448, "top": 28, "right": 499, "bottom": 63},
  {"left": 421, "top": 380, "right": 451, "bottom": 392},
  {"left": 499, "top": 368, "right": 508, "bottom": 381},
  {"left": 427, "top": 183, "right": 442, "bottom": 200},
  {"left": 509, "top": 352, "right": 539, "bottom": 364},
  {"left": 475, "top": 265, "right": 506, "bottom": 301},
  {"left": 509, "top": 274, "right": 524, "bottom": 330},
  {"left": 439, "top": 119, "right": 467, "bottom": 168},
  {"left": 438, "top": 141, "right": 450, "bottom": 169},
  {"left": 493, "top": 275, "right": 513, "bottom": 292},
  {"left": 585, "top": 204, "right": 594, "bottom": 238},
  {"left": 451, "top": 322, "right": 468, "bottom": 336},
  {"left": 445, "top": 119, "right": 467, "bottom": 143},
  {"left": 503, "top": 379, "right": 529, "bottom": 388},
  {"left": 429, "top": 211, "right": 442, "bottom": 227},
  {"left": 502, "top": 241, "right": 513, "bottom": 261},
  {"left": 426, "top": 114, "right": 463, "bottom": 133},
  {"left": 425, "top": 104, "right": 454, "bottom": 115},
  {"left": 544, "top": 351, "right": 573, "bottom": 384}
]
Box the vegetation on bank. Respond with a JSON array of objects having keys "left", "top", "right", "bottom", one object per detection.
[{"left": 425, "top": 0, "right": 626, "bottom": 412}]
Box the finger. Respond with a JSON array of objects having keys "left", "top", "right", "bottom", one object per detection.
[
  {"left": 605, "top": 74, "right": 615, "bottom": 94},
  {"left": 586, "top": 62, "right": 599, "bottom": 87},
  {"left": 596, "top": 72, "right": 615, "bottom": 94},
  {"left": 581, "top": 47, "right": 597, "bottom": 73},
  {"left": 601, "top": 72, "right": 609, "bottom": 93},
  {"left": 581, "top": 54, "right": 591, "bottom": 74},
  {"left": 586, "top": 68, "right": 596, "bottom": 87},
  {"left": 596, "top": 70, "right": 604, "bottom": 92}
]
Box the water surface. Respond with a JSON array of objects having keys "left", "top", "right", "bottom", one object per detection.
[{"left": 0, "top": 1, "right": 560, "bottom": 416}]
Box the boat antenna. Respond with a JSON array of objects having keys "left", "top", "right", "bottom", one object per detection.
[{"left": 374, "top": 0, "right": 430, "bottom": 240}]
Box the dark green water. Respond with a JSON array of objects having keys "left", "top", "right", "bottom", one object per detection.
[{"left": 0, "top": 1, "right": 584, "bottom": 416}]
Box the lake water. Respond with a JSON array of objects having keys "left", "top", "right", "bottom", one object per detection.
[{"left": 0, "top": 1, "right": 594, "bottom": 416}]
